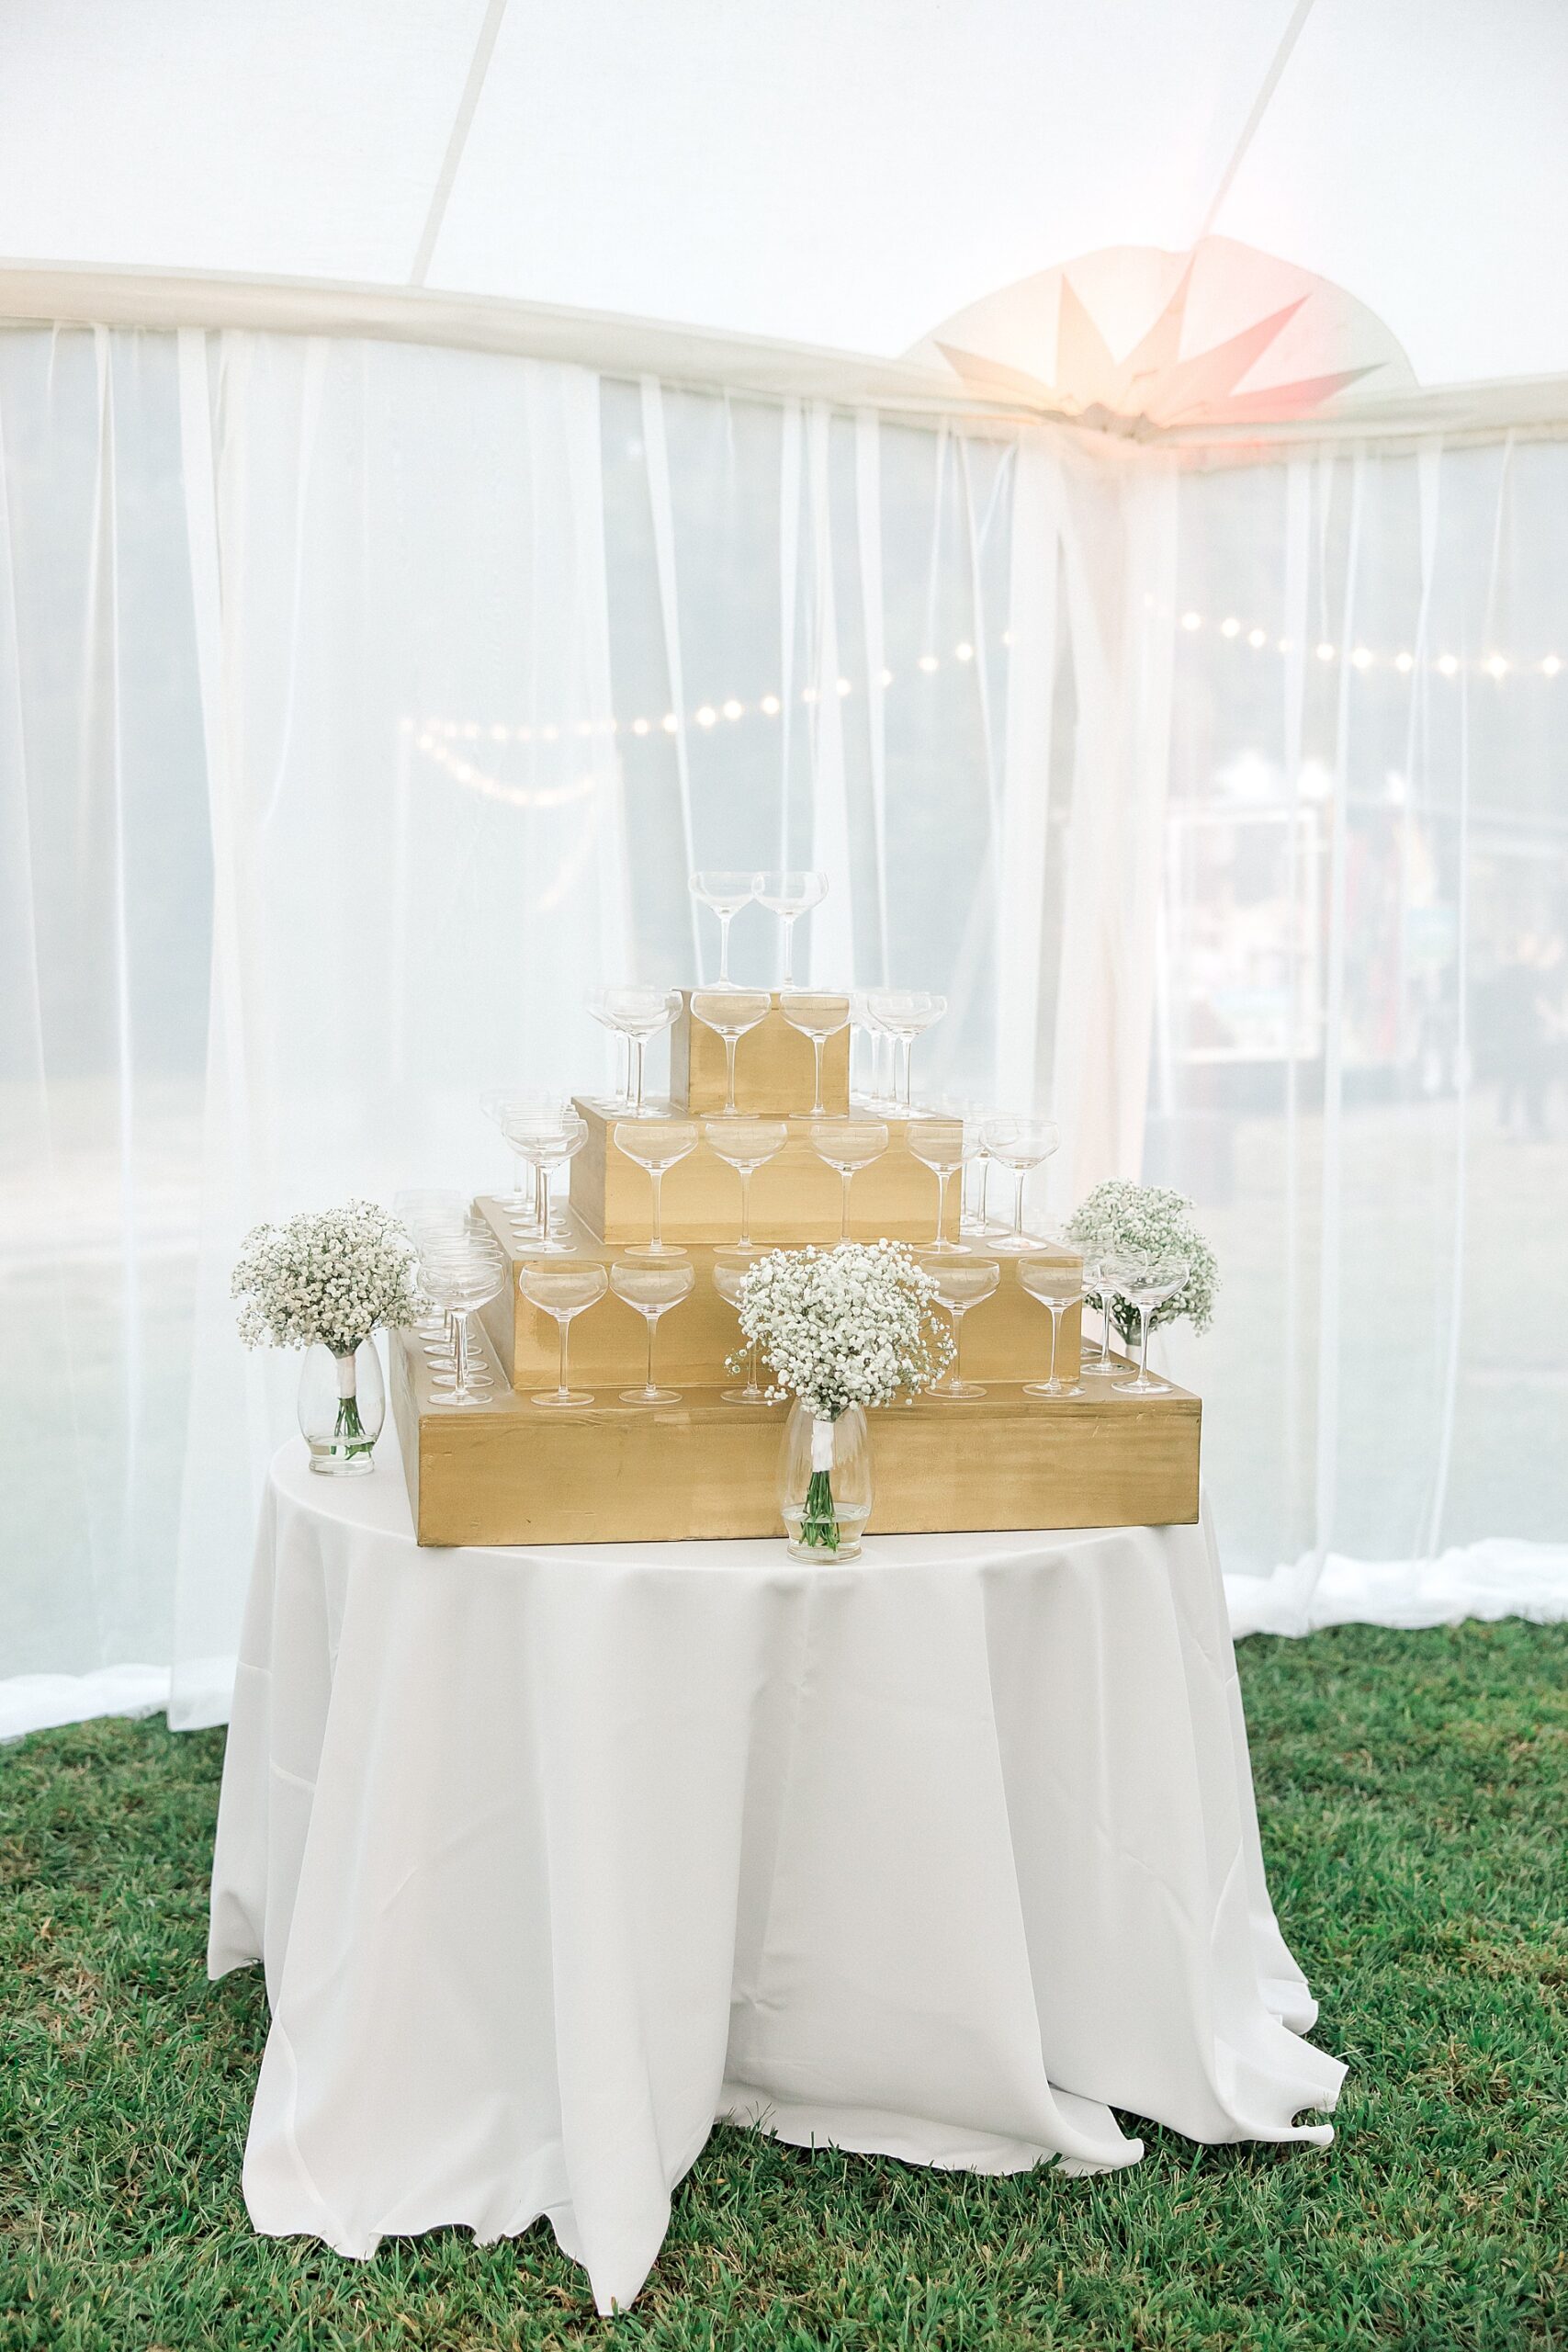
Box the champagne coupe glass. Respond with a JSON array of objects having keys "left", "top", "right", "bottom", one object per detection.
[
  {"left": 704, "top": 1117, "right": 786, "bottom": 1252},
  {"left": 1109, "top": 1255, "right": 1190, "bottom": 1395},
  {"left": 614, "top": 1119, "right": 698, "bottom": 1256},
  {"left": 519, "top": 1259, "right": 608, "bottom": 1408},
  {"left": 430, "top": 1235, "right": 505, "bottom": 1406},
  {"left": 1076, "top": 1243, "right": 1120, "bottom": 1377},
  {"left": 691, "top": 988, "right": 772, "bottom": 1115},
  {"left": 809, "top": 1117, "right": 889, "bottom": 1242},
  {"left": 780, "top": 990, "right": 850, "bottom": 1115},
  {"left": 394, "top": 1188, "right": 463, "bottom": 1342},
  {"left": 848, "top": 989, "right": 886, "bottom": 1107},
  {"left": 501, "top": 1109, "right": 583, "bottom": 1248},
  {"left": 713, "top": 1251, "right": 769, "bottom": 1403},
  {"left": 586, "top": 989, "right": 630, "bottom": 1109},
  {"left": 610, "top": 1257, "right": 695, "bottom": 1405},
  {"left": 908, "top": 1116, "right": 973, "bottom": 1252},
  {"left": 926, "top": 1256, "right": 1000, "bottom": 1398},
  {"left": 483, "top": 1091, "right": 556, "bottom": 1226},
  {"left": 864, "top": 989, "right": 946, "bottom": 1113},
  {"left": 982, "top": 1116, "right": 1061, "bottom": 1251},
  {"left": 756, "top": 869, "right": 828, "bottom": 987},
  {"left": 689, "top": 870, "right": 762, "bottom": 987},
  {"left": 529, "top": 1111, "right": 587, "bottom": 1250},
  {"left": 1019, "top": 1259, "right": 1088, "bottom": 1397},
  {"left": 602, "top": 986, "right": 682, "bottom": 1114}
]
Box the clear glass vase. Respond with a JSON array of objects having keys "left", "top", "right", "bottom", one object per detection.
[
  {"left": 777, "top": 1400, "right": 873, "bottom": 1560},
  {"left": 298, "top": 1340, "right": 385, "bottom": 1476}
]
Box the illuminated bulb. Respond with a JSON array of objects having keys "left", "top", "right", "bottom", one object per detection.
[
  {"left": 1394, "top": 652, "right": 1414, "bottom": 674},
  {"left": 1277, "top": 637, "right": 1290, "bottom": 653},
  {"left": 490, "top": 722, "right": 508, "bottom": 741},
  {"left": 837, "top": 676, "right": 852, "bottom": 695},
  {"left": 1542, "top": 655, "right": 1562, "bottom": 678},
  {"left": 632, "top": 717, "right": 649, "bottom": 736},
  {"left": 802, "top": 685, "right": 818, "bottom": 705},
  {"left": 519, "top": 728, "right": 532, "bottom": 743},
  {"left": 661, "top": 713, "right": 679, "bottom": 733},
  {"left": 880, "top": 666, "right": 894, "bottom": 686},
  {"left": 1438, "top": 654, "right": 1458, "bottom": 677},
  {"left": 918, "top": 653, "right": 939, "bottom": 673},
  {"left": 695, "top": 705, "right": 717, "bottom": 728},
  {"left": 1484, "top": 653, "right": 1508, "bottom": 680},
  {"left": 1351, "top": 647, "right": 1373, "bottom": 670},
  {"left": 1220, "top": 616, "right": 1240, "bottom": 639},
  {"left": 954, "top": 641, "right": 974, "bottom": 662},
  {"left": 1247, "top": 628, "right": 1267, "bottom": 650},
  {"left": 1316, "top": 642, "right": 1335, "bottom": 662},
  {"left": 575, "top": 720, "right": 592, "bottom": 738},
  {"left": 1180, "top": 611, "right": 1201, "bottom": 632},
  {"left": 1002, "top": 628, "right": 1016, "bottom": 647},
  {"left": 722, "top": 698, "right": 743, "bottom": 720},
  {"left": 416, "top": 733, "right": 434, "bottom": 752},
  {"left": 463, "top": 721, "right": 480, "bottom": 740},
  {"left": 761, "top": 694, "right": 782, "bottom": 716}
]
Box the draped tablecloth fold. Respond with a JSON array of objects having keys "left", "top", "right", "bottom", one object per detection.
[{"left": 210, "top": 1439, "right": 1343, "bottom": 2312}]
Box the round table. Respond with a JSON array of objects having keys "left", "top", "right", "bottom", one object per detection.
[{"left": 209, "top": 1435, "right": 1344, "bottom": 2314}]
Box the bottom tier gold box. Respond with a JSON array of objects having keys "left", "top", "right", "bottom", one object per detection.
[{"left": 390, "top": 1331, "right": 1200, "bottom": 1547}]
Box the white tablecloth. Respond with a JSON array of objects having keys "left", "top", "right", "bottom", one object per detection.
[{"left": 209, "top": 1437, "right": 1344, "bottom": 2313}]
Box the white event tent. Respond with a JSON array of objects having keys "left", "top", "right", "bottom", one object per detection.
[{"left": 4, "top": 0, "right": 1568, "bottom": 1736}]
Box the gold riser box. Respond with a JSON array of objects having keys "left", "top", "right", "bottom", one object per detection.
[
  {"left": 669, "top": 991, "right": 851, "bottom": 1117},
  {"left": 475, "top": 1200, "right": 1083, "bottom": 1392},
  {"left": 569, "top": 1099, "right": 962, "bottom": 1247},
  {"left": 391, "top": 1330, "right": 1201, "bottom": 1548}
]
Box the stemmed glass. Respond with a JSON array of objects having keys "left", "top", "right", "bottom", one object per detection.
[
  {"left": 689, "top": 870, "right": 761, "bottom": 987},
  {"left": 982, "top": 1117, "right": 1060, "bottom": 1251},
  {"left": 780, "top": 990, "right": 850, "bottom": 1114},
  {"left": 691, "top": 989, "right": 772, "bottom": 1115},
  {"left": 713, "top": 1251, "right": 769, "bottom": 1404},
  {"left": 519, "top": 1260, "right": 608, "bottom": 1408},
  {"left": 704, "top": 1118, "right": 786, "bottom": 1252},
  {"left": 614, "top": 1119, "right": 698, "bottom": 1256},
  {"left": 599, "top": 986, "right": 682, "bottom": 1114},
  {"left": 482, "top": 1091, "right": 557, "bottom": 1227},
  {"left": 1108, "top": 1256, "right": 1190, "bottom": 1395},
  {"left": 426, "top": 1229, "right": 505, "bottom": 1408},
  {"left": 925, "top": 1257, "right": 1000, "bottom": 1398},
  {"left": 1020, "top": 1259, "right": 1087, "bottom": 1397},
  {"left": 863, "top": 989, "right": 946, "bottom": 1113},
  {"left": 756, "top": 869, "right": 828, "bottom": 986},
  {"left": 610, "top": 1258, "right": 695, "bottom": 1404},
  {"left": 908, "top": 1117, "right": 973, "bottom": 1252},
  {"left": 1076, "top": 1244, "right": 1122, "bottom": 1377},
  {"left": 586, "top": 990, "right": 631, "bottom": 1109},
  {"left": 501, "top": 1107, "right": 585, "bottom": 1250},
  {"left": 848, "top": 990, "right": 889, "bottom": 1109},
  {"left": 809, "top": 1117, "right": 888, "bottom": 1242}
]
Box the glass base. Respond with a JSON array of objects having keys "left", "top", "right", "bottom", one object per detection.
[
  {"left": 431, "top": 1390, "right": 488, "bottom": 1409},
  {"left": 621, "top": 1384, "right": 682, "bottom": 1404},
  {"left": 924, "top": 1236, "right": 971, "bottom": 1254},
  {"left": 935, "top": 1379, "right": 987, "bottom": 1399},
  {"left": 1023, "top": 1378, "right": 1084, "bottom": 1398},
  {"left": 533, "top": 1390, "right": 594, "bottom": 1408},
  {"left": 1116, "top": 1371, "right": 1170, "bottom": 1395},
  {"left": 622, "top": 1240, "right": 687, "bottom": 1259},
  {"left": 989, "top": 1231, "right": 1043, "bottom": 1253},
  {"left": 722, "top": 1385, "right": 770, "bottom": 1405},
  {"left": 308, "top": 1448, "right": 376, "bottom": 1476}
]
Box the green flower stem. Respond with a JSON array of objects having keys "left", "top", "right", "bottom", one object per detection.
[{"left": 800, "top": 1466, "right": 840, "bottom": 1552}]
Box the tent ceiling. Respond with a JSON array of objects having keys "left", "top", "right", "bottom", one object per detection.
[{"left": 2, "top": 0, "right": 1565, "bottom": 407}]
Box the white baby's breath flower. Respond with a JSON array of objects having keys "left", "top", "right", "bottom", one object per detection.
[
  {"left": 1066, "top": 1181, "right": 1218, "bottom": 1340},
  {"left": 231, "top": 1200, "right": 423, "bottom": 1359},
  {"left": 727, "top": 1239, "right": 953, "bottom": 1420}
]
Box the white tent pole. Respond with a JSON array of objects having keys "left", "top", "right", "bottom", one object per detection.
[
  {"left": 409, "top": 0, "right": 511, "bottom": 288},
  {"left": 1195, "top": 0, "right": 1318, "bottom": 242}
]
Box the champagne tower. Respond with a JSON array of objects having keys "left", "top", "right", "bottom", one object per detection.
[{"left": 390, "top": 990, "right": 1201, "bottom": 1546}]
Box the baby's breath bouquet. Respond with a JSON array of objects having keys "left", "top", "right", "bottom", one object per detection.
[
  {"left": 1066, "top": 1181, "right": 1217, "bottom": 1342},
  {"left": 728, "top": 1240, "right": 953, "bottom": 1556},
  {"left": 231, "top": 1200, "right": 423, "bottom": 1467}
]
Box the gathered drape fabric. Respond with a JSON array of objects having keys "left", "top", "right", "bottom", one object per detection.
[
  {"left": 209, "top": 1440, "right": 1343, "bottom": 2313},
  {"left": 2, "top": 322, "right": 1566, "bottom": 1732}
]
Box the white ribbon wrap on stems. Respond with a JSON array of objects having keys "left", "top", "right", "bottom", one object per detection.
[
  {"left": 810, "top": 1415, "right": 836, "bottom": 1472},
  {"left": 334, "top": 1353, "right": 358, "bottom": 1400}
]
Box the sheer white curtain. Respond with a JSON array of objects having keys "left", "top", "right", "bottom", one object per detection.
[
  {"left": 4, "top": 327, "right": 1148, "bottom": 1734},
  {"left": 1154, "top": 437, "right": 1568, "bottom": 1633}
]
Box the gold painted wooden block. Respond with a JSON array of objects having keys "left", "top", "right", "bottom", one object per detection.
[
  {"left": 568, "top": 1100, "right": 963, "bottom": 1247},
  {"left": 669, "top": 991, "right": 851, "bottom": 1117},
  {"left": 473, "top": 1199, "right": 1083, "bottom": 1391},
  {"left": 390, "top": 1332, "right": 1199, "bottom": 1547}
]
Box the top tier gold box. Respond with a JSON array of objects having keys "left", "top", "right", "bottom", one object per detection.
[{"left": 669, "top": 990, "right": 851, "bottom": 1117}]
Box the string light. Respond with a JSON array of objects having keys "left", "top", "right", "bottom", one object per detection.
[
  {"left": 1316, "top": 641, "right": 1336, "bottom": 662},
  {"left": 760, "top": 693, "right": 782, "bottom": 716},
  {"left": 954, "top": 640, "right": 975, "bottom": 662},
  {"left": 1181, "top": 611, "right": 1201, "bottom": 631},
  {"left": 1438, "top": 654, "right": 1459, "bottom": 677},
  {"left": 1395, "top": 651, "right": 1414, "bottom": 673},
  {"left": 1248, "top": 627, "right": 1267, "bottom": 649},
  {"left": 1484, "top": 654, "right": 1508, "bottom": 680},
  {"left": 695, "top": 705, "right": 717, "bottom": 728},
  {"left": 722, "top": 697, "right": 743, "bottom": 720},
  {"left": 918, "top": 653, "right": 939, "bottom": 673},
  {"left": 1543, "top": 655, "right": 1562, "bottom": 677}
]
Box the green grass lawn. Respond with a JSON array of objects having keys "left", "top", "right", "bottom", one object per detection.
[{"left": 2, "top": 1623, "right": 1565, "bottom": 2352}]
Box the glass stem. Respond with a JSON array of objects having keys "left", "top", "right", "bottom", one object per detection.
[
  {"left": 453, "top": 1315, "right": 468, "bottom": 1398},
  {"left": 718, "top": 909, "right": 732, "bottom": 984},
  {"left": 935, "top": 1166, "right": 953, "bottom": 1246},
  {"left": 558, "top": 1311, "right": 574, "bottom": 1401},
  {"left": 1104, "top": 1294, "right": 1118, "bottom": 1363},
  {"left": 617, "top": 1031, "right": 629, "bottom": 1107},
  {"left": 648, "top": 1166, "right": 664, "bottom": 1250},
  {"left": 1139, "top": 1306, "right": 1152, "bottom": 1385},
  {"left": 782, "top": 912, "right": 796, "bottom": 987},
  {"left": 811, "top": 1035, "right": 825, "bottom": 1114},
  {"left": 1047, "top": 1302, "right": 1062, "bottom": 1387},
  {"left": 898, "top": 1035, "right": 912, "bottom": 1110},
  {"left": 750, "top": 1337, "right": 761, "bottom": 1396},
  {"left": 950, "top": 1304, "right": 965, "bottom": 1391},
  {"left": 840, "top": 1167, "right": 853, "bottom": 1243},
  {"left": 738, "top": 1165, "right": 752, "bottom": 1249},
  {"left": 645, "top": 1316, "right": 657, "bottom": 1396},
  {"left": 725, "top": 1034, "right": 739, "bottom": 1113},
  {"left": 1012, "top": 1168, "right": 1026, "bottom": 1244},
  {"left": 632, "top": 1036, "right": 646, "bottom": 1113}
]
